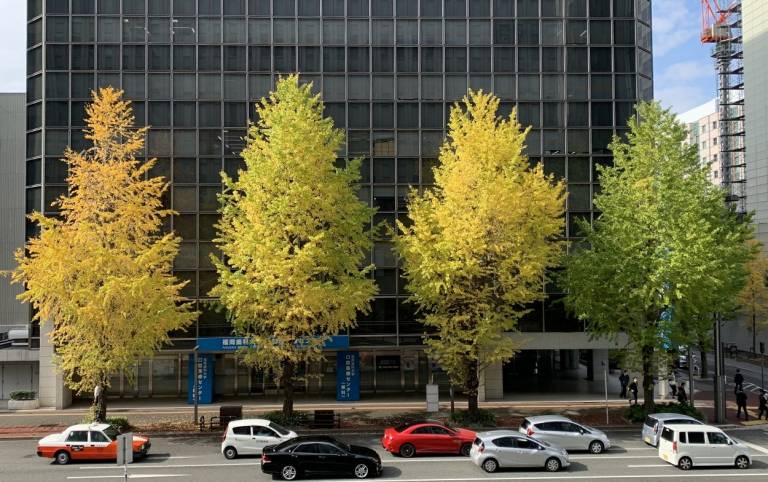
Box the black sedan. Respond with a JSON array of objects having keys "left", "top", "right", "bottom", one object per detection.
[{"left": 261, "top": 435, "right": 382, "bottom": 480}]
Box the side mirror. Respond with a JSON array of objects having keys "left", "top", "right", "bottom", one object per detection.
[
  {"left": 580, "top": 429, "right": 585, "bottom": 435},
  {"left": 728, "top": 439, "right": 733, "bottom": 445},
  {"left": 538, "top": 445, "right": 546, "bottom": 451}
]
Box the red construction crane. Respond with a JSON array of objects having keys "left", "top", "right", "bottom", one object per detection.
[{"left": 701, "top": 0, "right": 738, "bottom": 43}]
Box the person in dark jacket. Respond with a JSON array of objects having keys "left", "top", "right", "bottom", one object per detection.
[
  {"left": 677, "top": 381, "right": 688, "bottom": 404},
  {"left": 628, "top": 377, "right": 639, "bottom": 405},
  {"left": 758, "top": 389, "right": 768, "bottom": 420},
  {"left": 736, "top": 389, "right": 749, "bottom": 420},
  {"left": 734, "top": 369, "right": 744, "bottom": 394},
  {"left": 619, "top": 371, "right": 629, "bottom": 398}
]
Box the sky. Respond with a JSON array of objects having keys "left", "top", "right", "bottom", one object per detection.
[{"left": 0, "top": 0, "right": 717, "bottom": 116}]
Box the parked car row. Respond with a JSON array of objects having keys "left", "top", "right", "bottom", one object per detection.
[{"left": 36, "top": 412, "right": 753, "bottom": 479}]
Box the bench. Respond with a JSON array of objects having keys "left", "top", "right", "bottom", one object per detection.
[
  {"left": 202, "top": 405, "right": 243, "bottom": 431},
  {"left": 310, "top": 410, "right": 340, "bottom": 429}
]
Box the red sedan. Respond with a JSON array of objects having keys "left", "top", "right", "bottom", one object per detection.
[{"left": 381, "top": 421, "right": 476, "bottom": 458}]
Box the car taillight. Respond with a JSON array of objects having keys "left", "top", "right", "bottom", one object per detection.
[
  {"left": 672, "top": 441, "right": 677, "bottom": 454},
  {"left": 653, "top": 423, "right": 658, "bottom": 434},
  {"left": 221, "top": 433, "right": 227, "bottom": 442},
  {"left": 262, "top": 454, "right": 270, "bottom": 463},
  {"left": 479, "top": 442, "right": 485, "bottom": 453},
  {"left": 527, "top": 428, "right": 534, "bottom": 436}
]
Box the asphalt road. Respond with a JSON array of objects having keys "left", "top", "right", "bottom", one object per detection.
[{"left": 5, "top": 427, "right": 768, "bottom": 482}]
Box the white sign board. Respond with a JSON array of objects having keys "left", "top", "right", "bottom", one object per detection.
[
  {"left": 116, "top": 432, "right": 133, "bottom": 465},
  {"left": 426, "top": 383, "right": 439, "bottom": 412}
]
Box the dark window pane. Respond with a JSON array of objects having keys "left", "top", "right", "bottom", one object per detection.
[
  {"left": 299, "top": 46, "right": 320, "bottom": 71},
  {"left": 421, "top": 47, "right": 442, "bottom": 72},
  {"left": 149, "top": 45, "right": 171, "bottom": 70},
  {"left": 249, "top": 46, "right": 271, "bottom": 71},
  {"left": 589, "top": 0, "right": 610, "bottom": 17},
  {"left": 445, "top": 47, "right": 467, "bottom": 72},
  {"left": 494, "top": 20, "right": 515, "bottom": 44},
  {"left": 372, "top": 47, "right": 394, "bottom": 73},
  {"left": 274, "top": 46, "right": 296, "bottom": 72},
  {"left": 397, "top": 47, "right": 418, "bottom": 72},
  {"left": 494, "top": 0, "right": 514, "bottom": 16},
  {"left": 590, "top": 47, "right": 612, "bottom": 72},
  {"left": 323, "top": 47, "right": 345, "bottom": 72},
  {"left": 224, "top": 46, "right": 246, "bottom": 71},
  {"left": 371, "top": 0, "right": 392, "bottom": 17},
  {"left": 123, "top": 45, "right": 145, "bottom": 71}
]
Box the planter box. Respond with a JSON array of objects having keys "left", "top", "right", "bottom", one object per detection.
[{"left": 8, "top": 399, "right": 39, "bottom": 410}]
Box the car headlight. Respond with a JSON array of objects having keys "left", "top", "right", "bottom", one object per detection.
[{"left": 140, "top": 444, "right": 145, "bottom": 451}]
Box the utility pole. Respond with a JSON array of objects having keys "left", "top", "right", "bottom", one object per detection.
[
  {"left": 688, "top": 350, "right": 695, "bottom": 408},
  {"left": 193, "top": 345, "right": 200, "bottom": 426},
  {"left": 714, "top": 315, "right": 726, "bottom": 423}
]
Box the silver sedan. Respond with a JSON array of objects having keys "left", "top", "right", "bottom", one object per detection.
[
  {"left": 519, "top": 415, "right": 611, "bottom": 454},
  {"left": 470, "top": 430, "right": 570, "bottom": 473}
]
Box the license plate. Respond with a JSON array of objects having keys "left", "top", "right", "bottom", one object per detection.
[
  {"left": 644, "top": 436, "right": 651, "bottom": 444},
  {"left": 662, "top": 453, "right": 668, "bottom": 461}
]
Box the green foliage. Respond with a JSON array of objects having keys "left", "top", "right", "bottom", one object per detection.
[
  {"left": 211, "top": 76, "right": 377, "bottom": 414},
  {"left": 562, "top": 102, "right": 753, "bottom": 407},
  {"left": 396, "top": 91, "right": 566, "bottom": 409},
  {"left": 106, "top": 417, "right": 131, "bottom": 432},
  {"left": 624, "top": 402, "right": 705, "bottom": 424},
  {"left": 9, "top": 390, "right": 36, "bottom": 400},
  {"left": 449, "top": 408, "right": 497, "bottom": 427},
  {"left": 261, "top": 410, "right": 310, "bottom": 428}
]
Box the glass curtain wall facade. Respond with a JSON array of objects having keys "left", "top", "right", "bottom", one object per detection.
[{"left": 26, "top": 0, "right": 652, "bottom": 394}]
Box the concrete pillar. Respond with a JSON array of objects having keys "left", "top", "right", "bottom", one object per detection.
[
  {"left": 478, "top": 361, "right": 504, "bottom": 402},
  {"left": 563, "top": 349, "right": 579, "bottom": 370},
  {"left": 38, "top": 323, "right": 71, "bottom": 409},
  {"left": 591, "top": 349, "right": 609, "bottom": 382}
]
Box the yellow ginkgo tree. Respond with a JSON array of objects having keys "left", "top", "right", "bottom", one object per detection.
[
  {"left": 211, "top": 76, "right": 377, "bottom": 416},
  {"left": 738, "top": 240, "right": 768, "bottom": 354},
  {"left": 8, "top": 88, "right": 195, "bottom": 421},
  {"left": 395, "top": 91, "right": 566, "bottom": 413}
]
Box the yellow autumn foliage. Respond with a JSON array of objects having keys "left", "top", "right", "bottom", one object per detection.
[{"left": 8, "top": 88, "right": 195, "bottom": 415}]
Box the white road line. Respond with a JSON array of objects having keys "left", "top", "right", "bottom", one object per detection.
[
  {"left": 145, "top": 455, "right": 198, "bottom": 459},
  {"left": 78, "top": 462, "right": 262, "bottom": 470},
  {"left": 626, "top": 464, "right": 668, "bottom": 468},
  {"left": 67, "top": 475, "right": 188, "bottom": 480},
  {"left": 569, "top": 455, "right": 659, "bottom": 460},
  {"left": 745, "top": 441, "right": 768, "bottom": 455},
  {"left": 379, "top": 474, "right": 768, "bottom": 481}
]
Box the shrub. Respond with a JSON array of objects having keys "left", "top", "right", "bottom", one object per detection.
[
  {"left": 449, "top": 409, "right": 497, "bottom": 427},
  {"left": 106, "top": 417, "right": 131, "bottom": 433},
  {"left": 261, "top": 410, "right": 310, "bottom": 428},
  {"left": 9, "top": 391, "right": 36, "bottom": 400},
  {"left": 380, "top": 412, "right": 438, "bottom": 429},
  {"left": 624, "top": 402, "right": 705, "bottom": 424}
]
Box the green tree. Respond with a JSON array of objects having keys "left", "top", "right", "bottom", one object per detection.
[
  {"left": 562, "top": 102, "right": 752, "bottom": 409},
  {"left": 7, "top": 88, "right": 195, "bottom": 421},
  {"left": 395, "top": 91, "right": 566, "bottom": 412},
  {"left": 211, "top": 76, "right": 377, "bottom": 415},
  {"left": 737, "top": 240, "right": 768, "bottom": 354}
]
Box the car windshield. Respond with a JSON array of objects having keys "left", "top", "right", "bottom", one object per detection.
[
  {"left": 520, "top": 419, "right": 530, "bottom": 430},
  {"left": 644, "top": 416, "right": 657, "bottom": 428},
  {"left": 268, "top": 422, "right": 290, "bottom": 436},
  {"left": 103, "top": 426, "right": 120, "bottom": 441}
]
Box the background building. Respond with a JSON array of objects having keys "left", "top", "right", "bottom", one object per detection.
[
  {"left": 679, "top": 99, "right": 723, "bottom": 184},
  {"left": 25, "top": 0, "right": 650, "bottom": 406},
  {"left": 0, "top": 92, "right": 38, "bottom": 406}
]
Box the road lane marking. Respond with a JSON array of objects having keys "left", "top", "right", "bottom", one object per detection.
[
  {"left": 745, "top": 441, "right": 768, "bottom": 455},
  {"left": 78, "top": 462, "right": 262, "bottom": 470},
  {"left": 145, "top": 455, "right": 198, "bottom": 459},
  {"left": 378, "top": 474, "right": 768, "bottom": 481},
  {"left": 67, "top": 475, "right": 188, "bottom": 480},
  {"left": 626, "top": 464, "right": 668, "bottom": 467},
  {"left": 569, "top": 455, "right": 658, "bottom": 460}
]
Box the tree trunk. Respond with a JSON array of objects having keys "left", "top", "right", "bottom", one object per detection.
[
  {"left": 466, "top": 359, "right": 479, "bottom": 413},
  {"left": 641, "top": 344, "right": 655, "bottom": 410},
  {"left": 93, "top": 382, "right": 107, "bottom": 423},
  {"left": 281, "top": 360, "right": 295, "bottom": 417},
  {"left": 699, "top": 349, "right": 708, "bottom": 378}
]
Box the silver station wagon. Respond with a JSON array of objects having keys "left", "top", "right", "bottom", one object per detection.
[{"left": 519, "top": 415, "right": 611, "bottom": 454}]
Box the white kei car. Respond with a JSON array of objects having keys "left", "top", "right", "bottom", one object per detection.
[{"left": 221, "top": 419, "right": 297, "bottom": 459}]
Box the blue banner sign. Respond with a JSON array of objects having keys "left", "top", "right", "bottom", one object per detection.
[
  {"left": 196, "top": 335, "right": 350, "bottom": 352},
  {"left": 187, "top": 354, "right": 214, "bottom": 404},
  {"left": 336, "top": 351, "right": 360, "bottom": 401}
]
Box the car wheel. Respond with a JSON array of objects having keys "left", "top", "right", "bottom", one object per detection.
[
  {"left": 735, "top": 455, "right": 750, "bottom": 469},
  {"left": 353, "top": 463, "right": 371, "bottom": 479},
  {"left": 482, "top": 458, "right": 499, "bottom": 473},
  {"left": 281, "top": 465, "right": 299, "bottom": 480},
  {"left": 678, "top": 456, "right": 693, "bottom": 471},
  {"left": 54, "top": 451, "right": 70, "bottom": 465},
  {"left": 399, "top": 443, "right": 415, "bottom": 458},
  {"left": 589, "top": 440, "right": 604, "bottom": 454},
  {"left": 545, "top": 457, "right": 561, "bottom": 472},
  {"left": 223, "top": 446, "right": 237, "bottom": 460},
  {"left": 460, "top": 443, "right": 472, "bottom": 457}
]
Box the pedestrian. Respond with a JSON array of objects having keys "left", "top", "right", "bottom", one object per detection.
[
  {"left": 668, "top": 374, "right": 678, "bottom": 399},
  {"left": 628, "top": 377, "right": 639, "bottom": 406},
  {"left": 619, "top": 370, "right": 629, "bottom": 398},
  {"left": 758, "top": 389, "right": 768, "bottom": 420},
  {"left": 734, "top": 369, "right": 744, "bottom": 394},
  {"left": 677, "top": 381, "right": 688, "bottom": 404},
  {"left": 736, "top": 389, "right": 749, "bottom": 420}
]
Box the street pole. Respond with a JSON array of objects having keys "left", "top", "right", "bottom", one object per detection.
[
  {"left": 193, "top": 345, "right": 199, "bottom": 426},
  {"left": 713, "top": 314, "right": 726, "bottom": 423},
  {"left": 603, "top": 362, "right": 609, "bottom": 425},
  {"left": 688, "top": 350, "right": 694, "bottom": 408}
]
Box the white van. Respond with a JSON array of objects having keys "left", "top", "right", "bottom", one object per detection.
[
  {"left": 658, "top": 423, "right": 751, "bottom": 470},
  {"left": 221, "top": 419, "right": 297, "bottom": 459}
]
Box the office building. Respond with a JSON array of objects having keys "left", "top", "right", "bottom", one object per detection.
[{"left": 26, "top": 0, "right": 651, "bottom": 407}]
